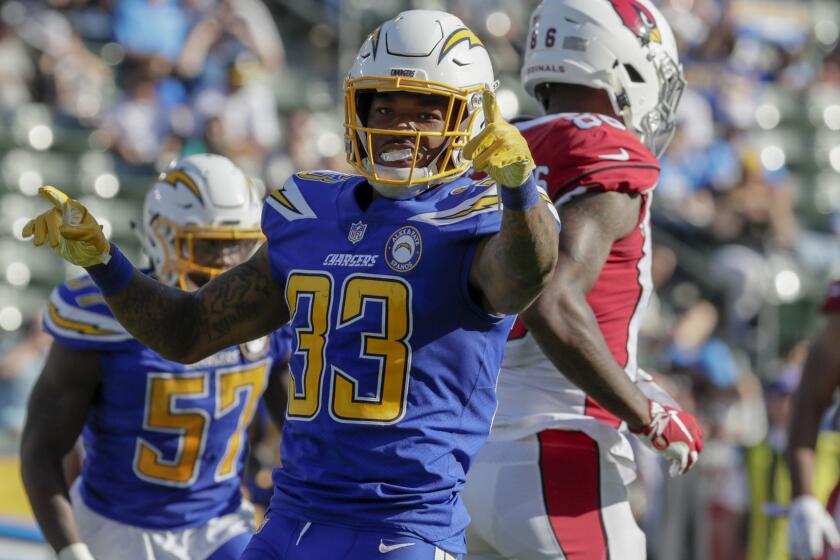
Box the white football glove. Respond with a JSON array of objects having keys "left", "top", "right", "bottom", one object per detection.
[
  {"left": 630, "top": 400, "right": 704, "bottom": 477},
  {"left": 789, "top": 495, "right": 840, "bottom": 559}
]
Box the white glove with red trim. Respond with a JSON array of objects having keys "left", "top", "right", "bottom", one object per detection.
[
  {"left": 788, "top": 495, "right": 840, "bottom": 559},
  {"left": 631, "top": 400, "right": 704, "bottom": 477}
]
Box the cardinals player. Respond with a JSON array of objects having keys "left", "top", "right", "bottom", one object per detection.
[
  {"left": 463, "top": 1, "right": 704, "bottom": 558},
  {"left": 787, "top": 279, "right": 840, "bottom": 560}
]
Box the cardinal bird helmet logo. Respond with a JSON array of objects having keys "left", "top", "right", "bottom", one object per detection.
[{"left": 608, "top": 0, "right": 662, "bottom": 44}]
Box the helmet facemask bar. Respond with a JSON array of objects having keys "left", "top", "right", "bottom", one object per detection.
[
  {"left": 149, "top": 216, "right": 264, "bottom": 289},
  {"left": 637, "top": 48, "right": 685, "bottom": 157},
  {"left": 345, "top": 76, "right": 479, "bottom": 188}
]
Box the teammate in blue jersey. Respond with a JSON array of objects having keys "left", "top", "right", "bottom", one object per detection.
[
  {"left": 21, "top": 10, "right": 560, "bottom": 560},
  {"left": 20, "top": 154, "right": 292, "bottom": 560}
]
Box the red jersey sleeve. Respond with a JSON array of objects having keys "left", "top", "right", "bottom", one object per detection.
[
  {"left": 517, "top": 113, "right": 660, "bottom": 204},
  {"left": 822, "top": 280, "right": 840, "bottom": 314}
]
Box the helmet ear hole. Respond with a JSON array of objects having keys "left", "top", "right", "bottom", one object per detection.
[
  {"left": 535, "top": 83, "right": 552, "bottom": 111},
  {"left": 624, "top": 64, "right": 645, "bottom": 83}
]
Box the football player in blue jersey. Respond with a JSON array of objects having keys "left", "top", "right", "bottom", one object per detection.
[
  {"left": 20, "top": 154, "right": 292, "bottom": 560},
  {"left": 21, "top": 10, "right": 560, "bottom": 559}
]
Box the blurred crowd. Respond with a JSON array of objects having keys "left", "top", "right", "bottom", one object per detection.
[
  {"left": 632, "top": 1, "right": 840, "bottom": 558},
  {"left": 0, "top": 0, "right": 839, "bottom": 558}
]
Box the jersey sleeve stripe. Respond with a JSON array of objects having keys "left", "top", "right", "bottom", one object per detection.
[
  {"left": 447, "top": 195, "right": 499, "bottom": 219},
  {"left": 266, "top": 176, "right": 317, "bottom": 221},
  {"left": 46, "top": 303, "right": 123, "bottom": 337},
  {"left": 76, "top": 293, "right": 106, "bottom": 307},
  {"left": 48, "top": 289, "right": 129, "bottom": 337},
  {"left": 270, "top": 190, "right": 298, "bottom": 212},
  {"left": 410, "top": 186, "right": 499, "bottom": 226},
  {"left": 66, "top": 276, "right": 96, "bottom": 290}
]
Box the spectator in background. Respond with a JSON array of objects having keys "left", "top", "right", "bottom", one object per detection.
[
  {"left": 743, "top": 337, "right": 840, "bottom": 560},
  {"left": 201, "top": 56, "right": 280, "bottom": 176},
  {"left": 787, "top": 280, "right": 840, "bottom": 560},
  {"left": 112, "top": 0, "right": 191, "bottom": 73},
  {"left": 0, "top": 318, "right": 50, "bottom": 442},
  {"left": 745, "top": 362, "right": 801, "bottom": 560},
  {"left": 178, "top": 0, "right": 283, "bottom": 175},
  {"left": 657, "top": 89, "right": 734, "bottom": 226},
  {"left": 99, "top": 59, "right": 183, "bottom": 171},
  {"left": 178, "top": 0, "right": 286, "bottom": 81},
  {"left": 652, "top": 298, "right": 766, "bottom": 560},
  {"left": 0, "top": 19, "right": 35, "bottom": 110},
  {"left": 8, "top": 0, "right": 113, "bottom": 123},
  {"left": 710, "top": 149, "right": 798, "bottom": 251},
  {"left": 178, "top": 0, "right": 284, "bottom": 90}
]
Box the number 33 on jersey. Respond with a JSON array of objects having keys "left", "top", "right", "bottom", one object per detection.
[{"left": 261, "top": 170, "right": 559, "bottom": 546}]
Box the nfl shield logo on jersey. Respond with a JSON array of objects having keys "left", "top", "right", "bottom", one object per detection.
[{"left": 348, "top": 221, "right": 367, "bottom": 244}]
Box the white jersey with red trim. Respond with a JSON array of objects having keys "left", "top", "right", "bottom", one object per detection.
[{"left": 489, "top": 113, "right": 660, "bottom": 478}]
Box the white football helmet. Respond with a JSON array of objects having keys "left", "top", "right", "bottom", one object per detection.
[
  {"left": 141, "top": 154, "right": 264, "bottom": 289},
  {"left": 522, "top": 0, "right": 685, "bottom": 156},
  {"left": 344, "top": 9, "right": 495, "bottom": 199}
]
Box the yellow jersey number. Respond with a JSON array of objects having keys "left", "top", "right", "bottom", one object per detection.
[
  {"left": 133, "top": 360, "right": 269, "bottom": 487},
  {"left": 286, "top": 271, "right": 412, "bottom": 425}
]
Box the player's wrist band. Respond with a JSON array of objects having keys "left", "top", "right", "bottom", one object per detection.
[
  {"left": 58, "top": 542, "right": 95, "bottom": 560},
  {"left": 86, "top": 244, "right": 134, "bottom": 296},
  {"left": 500, "top": 174, "right": 539, "bottom": 211}
]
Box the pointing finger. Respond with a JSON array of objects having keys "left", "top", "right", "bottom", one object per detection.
[
  {"left": 39, "top": 186, "right": 70, "bottom": 211},
  {"left": 22, "top": 219, "right": 35, "bottom": 238},
  {"left": 45, "top": 208, "right": 62, "bottom": 248},
  {"left": 482, "top": 86, "right": 501, "bottom": 125},
  {"left": 33, "top": 216, "right": 46, "bottom": 246},
  {"left": 64, "top": 199, "right": 89, "bottom": 227}
]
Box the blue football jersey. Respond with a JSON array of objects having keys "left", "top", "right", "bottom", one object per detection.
[
  {"left": 43, "top": 274, "right": 292, "bottom": 530},
  {"left": 262, "top": 171, "right": 558, "bottom": 552}
]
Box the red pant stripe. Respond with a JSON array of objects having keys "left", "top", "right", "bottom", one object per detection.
[{"left": 538, "top": 430, "right": 610, "bottom": 560}]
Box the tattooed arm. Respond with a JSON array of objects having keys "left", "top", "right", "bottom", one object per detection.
[
  {"left": 100, "top": 244, "right": 289, "bottom": 363},
  {"left": 469, "top": 193, "right": 559, "bottom": 315}
]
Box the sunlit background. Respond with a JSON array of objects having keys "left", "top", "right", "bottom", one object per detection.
[{"left": 0, "top": 0, "right": 839, "bottom": 558}]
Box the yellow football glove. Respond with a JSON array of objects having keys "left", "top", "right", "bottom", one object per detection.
[
  {"left": 22, "top": 186, "right": 111, "bottom": 267},
  {"left": 464, "top": 87, "right": 536, "bottom": 188}
]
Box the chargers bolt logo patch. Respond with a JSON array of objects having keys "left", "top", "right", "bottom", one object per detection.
[{"left": 385, "top": 226, "right": 422, "bottom": 273}]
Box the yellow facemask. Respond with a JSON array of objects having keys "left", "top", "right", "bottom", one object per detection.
[
  {"left": 344, "top": 76, "right": 484, "bottom": 188},
  {"left": 148, "top": 216, "right": 264, "bottom": 289}
]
